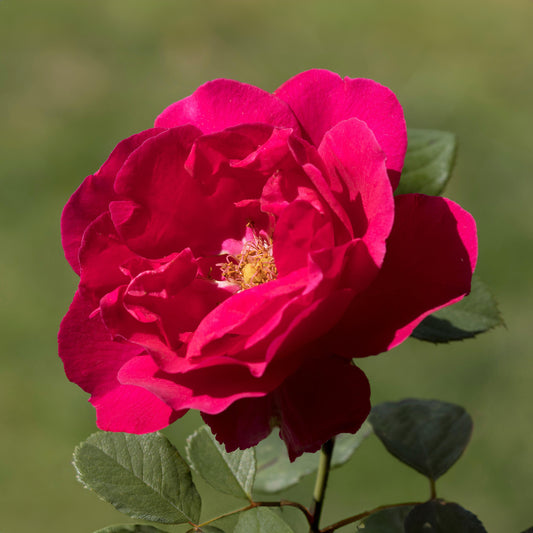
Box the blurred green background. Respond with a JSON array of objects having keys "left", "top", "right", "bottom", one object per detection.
[{"left": 1, "top": 0, "right": 532, "bottom": 531}]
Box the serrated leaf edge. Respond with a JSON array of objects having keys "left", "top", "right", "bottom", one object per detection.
[
  {"left": 73, "top": 431, "right": 200, "bottom": 524},
  {"left": 186, "top": 425, "right": 255, "bottom": 500}
]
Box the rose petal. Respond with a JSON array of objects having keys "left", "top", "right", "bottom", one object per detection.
[
  {"left": 155, "top": 78, "right": 300, "bottom": 134},
  {"left": 318, "top": 118, "right": 394, "bottom": 267},
  {"left": 59, "top": 293, "right": 184, "bottom": 432},
  {"left": 287, "top": 135, "right": 354, "bottom": 243},
  {"left": 187, "top": 269, "right": 308, "bottom": 362},
  {"left": 275, "top": 69, "right": 407, "bottom": 188},
  {"left": 276, "top": 356, "right": 371, "bottom": 460},
  {"left": 61, "top": 128, "right": 165, "bottom": 273},
  {"left": 118, "top": 354, "right": 278, "bottom": 414},
  {"left": 112, "top": 126, "right": 276, "bottom": 258},
  {"left": 58, "top": 291, "right": 143, "bottom": 397},
  {"left": 202, "top": 395, "right": 274, "bottom": 451},
  {"left": 78, "top": 213, "right": 137, "bottom": 302},
  {"left": 203, "top": 355, "right": 371, "bottom": 461},
  {"left": 92, "top": 385, "right": 184, "bottom": 434},
  {"left": 273, "top": 200, "right": 335, "bottom": 276},
  {"left": 327, "top": 194, "right": 478, "bottom": 357}
]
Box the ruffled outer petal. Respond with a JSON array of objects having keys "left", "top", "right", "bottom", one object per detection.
[
  {"left": 61, "top": 128, "right": 165, "bottom": 274},
  {"left": 203, "top": 355, "right": 371, "bottom": 461},
  {"left": 155, "top": 78, "right": 301, "bottom": 134},
  {"left": 78, "top": 213, "right": 137, "bottom": 302},
  {"left": 275, "top": 69, "right": 407, "bottom": 188},
  {"left": 326, "top": 194, "right": 478, "bottom": 357},
  {"left": 58, "top": 291, "right": 184, "bottom": 432},
  {"left": 317, "top": 118, "right": 394, "bottom": 265}
]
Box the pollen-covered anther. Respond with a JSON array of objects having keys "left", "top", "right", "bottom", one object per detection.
[{"left": 220, "top": 232, "right": 277, "bottom": 290}]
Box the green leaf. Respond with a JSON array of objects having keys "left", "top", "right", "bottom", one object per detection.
[
  {"left": 186, "top": 425, "right": 255, "bottom": 500},
  {"left": 93, "top": 526, "right": 168, "bottom": 533},
  {"left": 412, "top": 276, "right": 503, "bottom": 343},
  {"left": 404, "top": 500, "right": 487, "bottom": 532},
  {"left": 73, "top": 431, "right": 201, "bottom": 524},
  {"left": 233, "top": 507, "right": 295, "bottom": 533},
  {"left": 186, "top": 527, "right": 226, "bottom": 533},
  {"left": 369, "top": 399, "right": 473, "bottom": 480},
  {"left": 396, "top": 129, "right": 457, "bottom": 196},
  {"left": 356, "top": 506, "right": 414, "bottom": 532},
  {"left": 254, "top": 423, "right": 372, "bottom": 493}
]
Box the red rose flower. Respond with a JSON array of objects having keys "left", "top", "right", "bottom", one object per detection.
[{"left": 59, "top": 69, "right": 477, "bottom": 460}]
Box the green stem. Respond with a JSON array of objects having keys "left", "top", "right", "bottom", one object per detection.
[
  {"left": 319, "top": 501, "right": 423, "bottom": 533},
  {"left": 429, "top": 478, "right": 437, "bottom": 499},
  {"left": 194, "top": 499, "right": 313, "bottom": 529},
  {"left": 309, "top": 439, "right": 335, "bottom": 533}
]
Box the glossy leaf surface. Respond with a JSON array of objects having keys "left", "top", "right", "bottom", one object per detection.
[
  {"left": 369, "top": 399, "right": 473, "bottom": 480},
  {"left": 405, "top": 500, "right": 487, "bottom": 532},
  {"left": 356, "top": 506, "right": 414, "bottom": 532},
  {"left": 396, "top": 129, "right": 457, "bottom": 196}
]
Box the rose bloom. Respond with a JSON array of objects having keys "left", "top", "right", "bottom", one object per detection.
[{"left": 59, "top": 69, "right": 477, "bottom": 460}]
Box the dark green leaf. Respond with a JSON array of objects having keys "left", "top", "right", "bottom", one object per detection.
[
  {"left": 73, "top": 432, "right": 201, "bottom": 524},
  {"left": 233, "top": 507, "right": 295, "bottom": 533},
  {"left": 356, "top": 506, "right": 414, "bottom": 532},
  {"left": 369, "top": 399, "right": 473, "bottom": 480},
  {"left": 93, "top": 526, "right": 168, "bottom": 533},
  {"left": 186, "top": 425, "right": 255, "bottom": 500},
  {"left": 254, "top": 423, "right": 372, "bottom": 493},
  {"left": 396, "top": 129, "right": 457, "bottom": 196},
  {"left": 412, "top": 276, "right": 502, "bottom": 343},
  {"left": 519, "top": 528, "right": 533, "bottom": 533},
  {"left": 405, "top": 500, "right": 487, "bottom": 532},
  {"left": 186, "top": 527, "right": 226, "bottom": 533}
]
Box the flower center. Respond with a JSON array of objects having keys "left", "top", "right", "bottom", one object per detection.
[{"left": 220, "top": 229, "right": 277, "bottom": 290}]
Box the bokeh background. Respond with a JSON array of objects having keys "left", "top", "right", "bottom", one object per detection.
[{"left": 1, "top": 0, "right": 532, "bottom": 531}]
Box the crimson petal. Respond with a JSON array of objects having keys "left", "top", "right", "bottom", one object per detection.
[
  {"left": 203, "top": 355, "right": 371, "bottom": 461},
  {"left": 61, "top": 128, "right": 165, "bottom": 273},
  {"left": 155, "top": 78, "right": 300, "bottom": 134},
  {"left": 275, "top": 69, "right": 407, "bottom": 188},
  {"left": 326, "top": 194, "right": 478, "bottom": 357}
]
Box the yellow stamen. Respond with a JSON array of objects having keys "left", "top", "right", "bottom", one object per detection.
[{"left": 220, "top": 230, "right": 277, "bottom": 290}]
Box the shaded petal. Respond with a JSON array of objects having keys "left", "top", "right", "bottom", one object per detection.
[
  {"left": 59, "top": 292, "right": 185, "bottom": 433},
  {"left": 58, "top": 290, "right": 143, "bottom": 397},
  {"left": 78, "top": 212, "right": 137, "bottom": 302},
  {"left": 100, "top": 285, "right": 179, "bottom": 367},
  {"left": 61, "top": 128, "right": 165, "bottom": 274},
  {"left": 118, "top": 354, "right": 278, "bottom": 414},
  {"left": 203, "top": 356, "right": 371, "bottom": 461},
  {"left": 187, "top": 269, "right": 308, "bottom": 362},
  {"left": 106, "top": 249, "right": 232, "bottom": 370},
  {"left": 318, "top": 118, "right": 394, "bottom": 266},
  {"left": 327, "top": 194, "right": 478, "bottom": 357},
  {"left": 273, "top": 200, "right": 335, "bottom": 276},
  {"left": 155, "top": 78, "right": 300, "bottom": 133},
  {"left": 112, "top": 126, "right": 273, "bottom": 258},
  {"left": 275, "top": 69, "right": 407, "bottom": 188},
  {"left": 202, "top": 395, "right": 275, "bottom": 452},
  {"left": 287, "top": 135, "right": 354, "bottom": 243},
  {"left": 188, "top": 239, "right": 377, "bottom": 379},
  {"left": 276, "top": 356, "right": 371, "bottom": 460}
]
